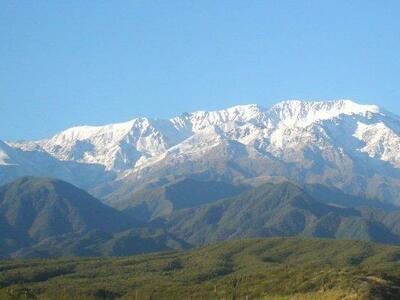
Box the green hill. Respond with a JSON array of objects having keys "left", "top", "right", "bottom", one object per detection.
[
  {"left": 4, "top": 177, "right": 400, "bottom": 261},
  {"left": 111, "top": 178, "right": 248, "bottom": 221},
  {"left": 1, "top": 237, "right": 400, "bottom": 299},
  {"left": 167, "top": 182, "right": 400, "bottom": 245},
  {"left": 0, "top": 177, "right": 187, "bottom": 257}
]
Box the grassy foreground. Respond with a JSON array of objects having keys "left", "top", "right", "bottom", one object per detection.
[{"left": 1, "top": 237, "right": 400, "bottom": 299}]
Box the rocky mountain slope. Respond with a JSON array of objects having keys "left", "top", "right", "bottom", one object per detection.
[{"left": 4, "top": 99, "right": 400, "bottom": 205}]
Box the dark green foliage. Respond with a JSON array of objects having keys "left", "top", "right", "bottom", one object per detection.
[
  {"left": 0, "top": 177, "right": 187, "bottom": 258},
  {"left": 112, "top": 178, "right": 248, "bottom": 221},
  {"left": 4, "top": 176, "right": 400, "bottom": 261},
  {"left": 0, "top": 176, "right": 133, "bottom": 236},
  {"left": 1, "top": 237, "right": 400, "bottom": 299},
  {"left": 12, "top": 228, "right": 190, "bottom": 258},
  {"left": 167, "top": 182, "right": 400, "bottom": 246}
]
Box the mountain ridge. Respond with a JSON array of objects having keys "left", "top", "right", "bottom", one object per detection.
[
  {"left": 3, "top": 176, "right": 400, "bottom": 257},
  {"left": 0, "top": 177, "right": 188, "bottom": 258},
  {"left": 10, "top": 99, "right": 382, "bottom": 171},
  {"left": 4, "top": 99, "right": 400, "bottom": 205},
  {"left": 166, "top": 181, "right": 400, "bottom": 246}
]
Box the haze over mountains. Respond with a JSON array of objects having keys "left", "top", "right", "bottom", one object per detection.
[{"left": 2, "top": 99, "right": 400, "bottom": 205}]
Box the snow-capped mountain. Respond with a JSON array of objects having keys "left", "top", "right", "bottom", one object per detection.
[
  {"left": 5, "top": 99, "right": 400, "bottom": 204},
  {"left": 0, "top": 139, "right": 114, "bottom": 190},
  {"left": 28, "top": 104, "right": 270, "bottom": 171}
]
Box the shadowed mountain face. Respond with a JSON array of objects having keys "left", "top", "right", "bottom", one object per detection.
[
  {"left": 0, "top": 177, "right": 187, "bottom": 257},
  {"left": 3, "top": 176, "right": 400, "bottom": 258},
  {"left": 110, "top": 178, "right": 249, "bottom": 221},
  {"left": 11, "top": 228, "right": 190, "bottom": 258},
  {"left": 303, "top": 183, "right": 399, "bottom": 211},
  {"left": 166, "top": 182, "right": 400, "bottom": 246}
]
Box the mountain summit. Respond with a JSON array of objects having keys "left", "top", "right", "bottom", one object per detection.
[
  {"left": 16, "top": 100, "right": 386, "bottom": 170},
  {"left": 267, "top": 99, "right": 380, "bottom": 127},
  {"left": 4, "top": 100, "right": 400, "bottom": 204}
]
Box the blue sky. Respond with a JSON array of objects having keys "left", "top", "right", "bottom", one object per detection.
[{"left": 1, "top": 1, "right": 400, "bottom": 141}]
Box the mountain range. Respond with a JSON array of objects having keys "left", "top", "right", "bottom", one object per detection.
[
  {"left": 166, "top": 182, "right": 400, "bottom": 246},
  {"left": 1, "top": 176, "right": 400, "bottom": 258},
  {"left": 3, "top": 99, "right": 400, "bottom": 258},
  {"left": 3, "top": 99, "right": 400, "bottom": 206}
]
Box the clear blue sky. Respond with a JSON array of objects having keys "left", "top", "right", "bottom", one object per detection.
[{"left": 1, "top": 1, "right": 400, "bottom": 141}]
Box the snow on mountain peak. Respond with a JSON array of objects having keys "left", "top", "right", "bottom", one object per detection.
[
  {"left": 175, "top": 104, "right": 265, "bottom": 132},
  {"left": 9, "top": 99, "right": 391, "bottom": 173},
  {"left": 35, "top": 118, "right": 167, "bottom": 170},
  {"left": 0, "top": 141, "right": 11, "bottom": 165},
  {"left": 268, "top": 99, "right": 380, "bottom": 127},
  {"left": 5, "top": 99, "right": 400, "bottom": 205}
]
